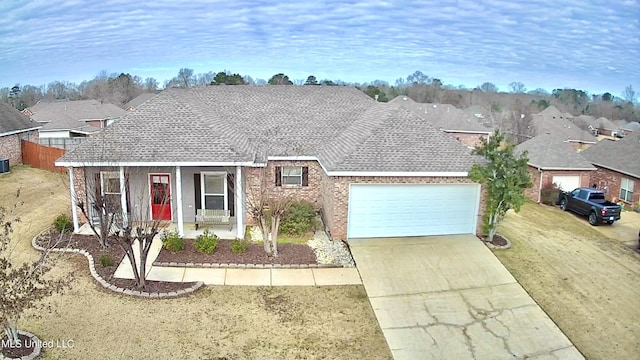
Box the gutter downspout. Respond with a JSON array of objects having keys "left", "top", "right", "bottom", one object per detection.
[{"left": 537, "top": 167, "right": 543, "bottom": 203}]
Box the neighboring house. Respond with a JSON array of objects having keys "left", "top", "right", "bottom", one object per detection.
[
  {"left": 621, "top": 121, "right": 640, "bottom": 134},
  {"left": 124, "top": 93, "right": 157, "bottom": 111},
  {"left": 56, "top": 86, "right": 486, "bottom": 242},
  {"left": 571, "top": 115, "right": 619, "bottom": 137},
  {"left": 581, "top": 131, "right": 640, "bottom": 208},
  {"left": 25, "top": 99, "right": 127, "bottom": 139},
  {"left": 530, "top": 106, "right": 597, "bottom": 151},
  {"left": 0, "top": 103, "right": 41, "bottom": 167},
  {"left": 389, "top": 95, "right": 492, "bottom": 148},
  {"left": 516, "top": 133, "right": 596, "bottom": 202}
]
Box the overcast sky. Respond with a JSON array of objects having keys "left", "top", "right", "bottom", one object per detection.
[{"left": 1, "top": 0, "right": 638, "bottom": 95}]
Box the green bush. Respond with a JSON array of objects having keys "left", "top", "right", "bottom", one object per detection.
[
  {"left": 99, "top": 255, "right": 113, "bottom": 267},
  {"left": 541, "top": 183, "right": 561, "bottom": 206},
  {"left": 280, "top": 201, "right": 317, "bottom": 236},
  {"left": 53, "top": 213, "right": 72, "bottom": 233},
  {"left": 161, "top": 230, "right": 184, "bottom": 252},
  {"left": 194, "top": 230, "right": 218, "bottom": 254},
  {"left": 231, "top": 238, "right": 249, "bottom": 254}
]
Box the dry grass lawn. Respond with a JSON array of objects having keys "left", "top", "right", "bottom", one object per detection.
[
  {"left": 495, "top": 202, "right": 640, "bottom": 360},
  {"left": 1, "top": 166, "right": 391, "bottom": 360}
]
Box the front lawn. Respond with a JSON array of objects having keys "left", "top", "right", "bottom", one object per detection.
[
  {"left": 1, "top": 166, "right": 390, "bottom": 359},
  {"left": 494, "top": 202, "right": 640, "bottom": 360}
]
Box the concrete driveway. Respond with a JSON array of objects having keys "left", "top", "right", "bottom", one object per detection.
[
  {"left": 589, "top": 211, "right": 640, "bottom": 249},
  {"left": 350, "top": 235, "right": 584, "bottom": 360}
]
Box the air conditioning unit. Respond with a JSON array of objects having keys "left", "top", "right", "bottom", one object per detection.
[{"left": 0, "top": 158, "right": 9, "bottom": 174}]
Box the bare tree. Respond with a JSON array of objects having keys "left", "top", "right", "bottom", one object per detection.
[
  {"left": 144, "top": 77, "right": 159, "bottom": 92},
  {"left": 622, "top": 85, "right": 636, "bottom": 103},
  {"left": 177, "top": 68, "right": 195, "bottom": 88},
  {"left": 1, "top": 194, "right": 71, "bottom": 346},
  {"left": 508, "top": 81, "right": 527, "bottom": 93}
]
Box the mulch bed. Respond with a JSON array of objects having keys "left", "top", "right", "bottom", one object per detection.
[
  {"left": 155, "top": 239, "right": 318, "bottom": 265},
  {"left": 36, "top": 231, "right": 196, "bottom": 293},
  {"left": 483, "top": 234, "right": 509, "bottom": 247},
  {"left": 1, "top": 334, "right": 34, "bottom": 358}
]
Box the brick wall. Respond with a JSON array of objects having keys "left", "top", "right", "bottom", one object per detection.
[
  {"left": 327, "top": 176, "right": 485, "bottom": 241},
  {"left": 0, "top": 134, "right": 22, "bottom": 166},
  {"left": 244, "top": 160, "right": 324, "bottom": 225},
  {"left": 447, "top": 132, "right": 488, "bottom": 148},
  {"left": 525, "top": 167, "right": 542, "bottom": 202},
  {"left": 590, "top": 167, "right": 639, "bottom": 207},
  {"left": 71, "top": 167, "right": 89, "bottom": 224}
]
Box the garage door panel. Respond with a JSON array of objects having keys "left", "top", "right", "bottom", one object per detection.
[
  {"left": 552, "top": 175, "right": 580, "bottom": 192},
  {"left": 348, "top": 184, "right": 480, "bottom": 238}
]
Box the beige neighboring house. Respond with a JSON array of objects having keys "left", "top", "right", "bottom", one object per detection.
[
  {"left": 0, "top": 103, "right": 41, "bottom": 167},
  {"left": 124, "top": 93, "right": 158, "bottom": 111},
  {"left": 572, "top": 115, "right": 619, "bottom": 137},
  {"left": 516, "top": 133, "right": 596, "bottom": 202},
  {"left": 23, "top": 99, "right": 127, "bottom": 149},
  {"left": 389, "top": 95, "right": 493, "bottom": 148},
  {"left": 56, "top": 86, "right": 487, "bottom": 242},
  {"left": 530, "top": 106, "right": 597, "bottom": 151}
]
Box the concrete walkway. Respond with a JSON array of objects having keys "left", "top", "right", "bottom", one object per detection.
[
  {"left": 350, "top": 235, "right": 584, "bottom": 360},
  {"left": 112, "top": 235, "right": 361, "bottom": 286}
]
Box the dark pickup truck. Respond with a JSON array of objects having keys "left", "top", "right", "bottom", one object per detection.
[{"left": 559, "top": 187, "right": 622, "bottom": 226}]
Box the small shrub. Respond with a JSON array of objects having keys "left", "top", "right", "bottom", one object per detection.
[
  {"left": 194, "top": 230, "right": 218, "bottom": 254},
  {"left": 53, "top": 213, "right": 72, "bottom": 233},
  {"left": 280, "top": 201, "right": 317, "bottom": 236},
  {"left": 540, "top": 183, "right": 561, "bottom": 206},
  {"left": 99, "top": 255, "right": 113, "bottom": 267},
  {"left": 231, "top": 238, "right": 249, "bottom": 254},
  {"left": 161, "top": 230, "right": 184, "bottom": 252}
]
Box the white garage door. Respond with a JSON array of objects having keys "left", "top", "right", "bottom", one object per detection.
[
  {"left": 552, "top": 175, "right": 581, "bottom": 191},
  {"left": 347, "top": 183, "right": 480, "bottom": 239}
]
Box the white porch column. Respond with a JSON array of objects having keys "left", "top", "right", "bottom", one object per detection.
[
  {"left": 176, "top": 166, "right": 184, "bottom": 236},
  {"left": 119, "top": 166, "right": 128, "bottom": 227},
  {"left": 68, "top": 167, "right": 80, "bottom": 233},
  {"left": 235, "top": 166, "right": 244, "bottom": 239}
]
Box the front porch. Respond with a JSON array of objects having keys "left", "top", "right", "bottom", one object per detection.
[{"left": 168, "top": 221, "right": 240, "bottom": 240}]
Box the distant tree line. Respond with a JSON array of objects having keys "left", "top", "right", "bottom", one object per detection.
[{"left": 1, "top": 68, "right": 638, "bottom": 123}]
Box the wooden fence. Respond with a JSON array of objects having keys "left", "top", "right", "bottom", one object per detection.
[{"left": 21, "top": 140, "right": 66, "bottom": 173}]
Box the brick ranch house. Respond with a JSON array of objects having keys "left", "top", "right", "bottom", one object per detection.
[
  {"left": 388, "top": 95, "right": 492, "bottom": 148},
  {"left": 0, "top": 102, "right": 40, "bottom": 167},
  {"left": 530, "top": 106, "right": 597, "bottom": 152},
  {"left": 516, "top": 133, "right": 596, "bottom": 203},
  {"left": 56, "top": 86, "right": 487, "bottom": 242},
  {"left": 581, "top": 131, "right": 640, "bottom": 208}
]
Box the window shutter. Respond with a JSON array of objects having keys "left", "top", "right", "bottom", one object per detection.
[
  {"left": 302, "top": 167, "right": 309, "bottom": 186},
  {"left": 194, "top": 174, "right": 201, "bottom": 210},
  {"left": 94, "top": 173, "right": 102, "bottom": 204},
  {"left": 227, "top": 173, "right": 235, "bottom": 217},
  {"left": 125, "top": 173, "right": 131, "bottom": 211},
  {"left": 275, "top": 166, "right": 282, "bottom": 186}
]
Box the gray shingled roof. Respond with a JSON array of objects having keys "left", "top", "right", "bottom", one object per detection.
[
  {"left": 531, "top": 106, "right": 597, "bottom": 143},
  {"left": 515, "top": 133, "right": 596, "bottom": 170},
  {"left": 581, "top": 130, "right": 640, "bottom": 178},
  {"left": 27, "top": 99, "right": 127, "bottom": 132},
  {"left": 389, "top": 96, "right": 493, "bottom": 133},
  {"left": 572, "top": 115, "right": 617, "bottom": 132},
  {"left": 124, "top": 93, "right": 158, "bottom": 110},
  {"left": 59, "top": 86, "right": 483, "bottom": 173},
  {"left": 0, "top": 102, "right": 40, "bottom": 135}
]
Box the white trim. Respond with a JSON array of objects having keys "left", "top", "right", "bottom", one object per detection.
[
  {"left": 442, "top": 129, "right": 492, "bottom": 135},
  {"left": 267, "top": 156, "right": 317, "bottom": 161},
  {"left": 537, "top": 168, "right": 543, "bottom": 203},
  {"left": 119, "top": 167, "right": 128, "bottom": 227},
  {"left": 176, "top": 166, "right": 184, "bottom": 236},
  {"left": 528, "top": 163, "right": 596, "bottom": 171},
  {"left": 235, "top": 166, "right": 244, "bottom": 239},
  {"left": 55, "top": 160, "right": 261, "bottom": 167},
  {"left": 148, "top": 173, "right": 173, "bottom": 221},
  {"left": 68, "top": 167, "right": 80, "bottom": 233},
  {"left": 0, "top": 126, "right": 41, "bottom": 137},
  {"left": 326, "top": 171, "right": 469, "bottom": 177},
  {"left": 200, "top": 171, "right": 228, "bottom": 211}
]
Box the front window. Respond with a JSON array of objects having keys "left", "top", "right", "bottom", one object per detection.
[
  {"left": 202, "top": 173, "right": 226, "bottom": 210},
  {"left": 101, "top": 171, "right": 121, "bottom": 212},
  {"left": 281, "top": 166, "right": 303, "bottom": 186},
  {"left": 620, "top": 177, "right": 634, "bottom": 202}
]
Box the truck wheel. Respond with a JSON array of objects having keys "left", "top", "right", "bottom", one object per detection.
[
  {"left": 560, "top": 199, "right": 567, "bottom": 211},
  {"left": 588, "top": 212, "right": 598, "bottom": 226}
]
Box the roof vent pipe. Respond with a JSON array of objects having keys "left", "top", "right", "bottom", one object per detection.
[{"left": 374, "top": 94, "right": 379, "bottom": 102}]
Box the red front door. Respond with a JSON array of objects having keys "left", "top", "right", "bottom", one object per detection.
[{"left": 150, "top": 174, "right": 171, "bottom": 220}]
